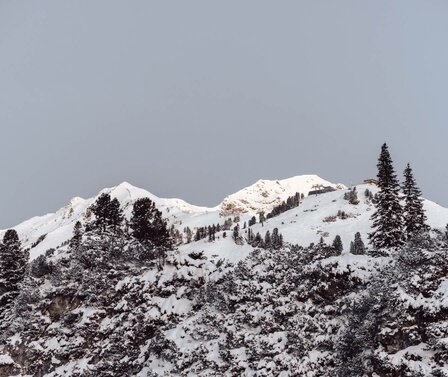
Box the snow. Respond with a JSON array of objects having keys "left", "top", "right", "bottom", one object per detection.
[
  {"left": 4, "top": 175, "right": 448, "bottom": 376},
  {"left": 156, "top": 295, "right": 193, "bottom": 316},
  {"left": 0, "top": 354, "right": 14, "bottom": 365},
  {"left": 220, "top": 174, "right": 345, "bottom": 215},
  {"left": 43, "top": 357, "right": 91, "bottom": 376},
  {"left": 388, "top": 343, "right": 435, "bottom": 375},
  {"left": 3, "top": 177, "right": 448, "bottom": 264}
]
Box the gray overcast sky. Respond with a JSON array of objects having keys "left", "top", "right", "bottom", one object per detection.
[{"left": 1, "top": 1, "right": 448, "bottom": 228}]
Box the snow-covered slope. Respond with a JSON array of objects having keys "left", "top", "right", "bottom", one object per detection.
[
  {"left": 3, "top": 177, "right": 448, "bottom": 262},
  {"left": 219, "top": 174, "right": 345, "bottom": 215},
  {"left": 0, "top": 181, "right": 220, "bottom": 260},
  {"left": 249, "top": 184, "right": 448, "bottom": 250},
  {"left": 177, "top": 183, "right": 448, "bottom": 265}
]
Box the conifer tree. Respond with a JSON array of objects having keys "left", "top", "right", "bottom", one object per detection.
[
  {"left": 108, "top": 198, "right": 124, "bottom": 232},
  {"left": 232, "top": 224, "right": 240, "bottom": 242},
  {"left": 348, "top": 187, "right": 359, "bottom": 205},
  {"left": 369, "top": 144, "right": 405, "bottom": 249},
  {"left": 92, "top": 193, "right": 112, "bottom": 232},
  {"left": 130, "top": 198, "right": 157, "bottom": 243},
  {"left": 150, "top": 209, "right": 172, "bottom": 249},
  {"left": 350, "top": 232, "right": 365, "bottom": 255},
  {"left": 248, "top": 216, "right": 256, "bottom": 227},
  {"left": 402, "top": 163, "right": 428, "bottom": 239},
  {"left": 184, "top": 227, "right": 193, "bottom": 243},
  {"left": 264, "top": 230, "right": 271, "bottom": 247},
  {"left": 130, "top": 198, "right": 172, "bottom": 249},
  {"left": 332, "top": 235, "right": 343, "bottom": 253},
  {"left": 70, "top": 221, "right": 83, "bottom": 249},
  {"left": 247, "top": 228, "right": 253, "bottom": 244},
  {"left": 0, "top": 230, "right": 27, "bottom": 308},
  {"left": 271, "top": 228, "right": 283, "bottom": 249}
]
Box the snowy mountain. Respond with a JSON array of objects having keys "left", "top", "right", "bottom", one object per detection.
[
  {"left": 5, "top": 176, "right": 448, "bottom": 264},
  {"left": 2, "top": 175, "right": 448, "bottom": 376},
  {"left": 0, "top": 181, "right": 219, "bottom": 260},
  {"left": 219, "top": 174, "right": 345, "bottom": 215}
]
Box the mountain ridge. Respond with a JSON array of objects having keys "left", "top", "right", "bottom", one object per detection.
[{"left": 3, "top": 175, "right": 448, "bottom": 262}]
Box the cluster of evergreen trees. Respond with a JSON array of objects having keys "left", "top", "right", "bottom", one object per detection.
[
  {"left": 191, "top": 217, "right": 238, "bottom": 243},
  {"left": 90, "top": 194, "right": 123, "bottom": 233},
  {"left": 247, "top": 227, "right": 283, "bottom": 249},
  {"left": 316, "top": 232, "right": 366, "bottom": 256},
  {"left": 79, "top": 193, "right": 172, "bottom": 251},
  {"left": 194, "top": 224, "right": 221, "bottom": 242},
  {"left": 369, "top": 144, "right": 428, "bottom": 250},
  {"left": 343, "top": 187, "right": 359, "bottom": 205},
  {"left": 266, "top": 192, "right": 302, "bottom": 219}
]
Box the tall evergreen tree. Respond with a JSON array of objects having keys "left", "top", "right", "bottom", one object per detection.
[
  {"left": 350, "top": 232, "right": 365, "bottom": 255},
  {"left": 92, "top": 193, "right": 112, "bottom": 232},
  {"left": 0, "top": 230, "right": 27, "bottom": 309},
  {"left": 271, "top": 228, "right": 283, "bottom": 249},
  {"left": 70, "top": 221, "right": 83, "bottom": 249},
  {"left": 332, "top": 235, "right": 343, "bottom": 253},
  {"left": 264, "top": 230, "right": 271, "bottom": 247},
  {"left": 369, "top": 144, "right": 405, "bottom": 249},
  {"left": 402, "top": 163, "right": 428, "bottom": 239},
  {"left": 130, "top": 198, "right": 157, "bottom": 242},
  {"left": 108, "top": 198, "right": 124, "bottom": 232},
  {"left": 151, "top": 209, "right": 172, "bottom": 249},
  {"left": 232, "top": 225, "right": 240, "bottom": 241},
  {"left": 130, "top": 198, "right": 172, "bottom": 249}
]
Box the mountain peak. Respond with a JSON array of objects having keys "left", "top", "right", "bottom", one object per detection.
[{"left": 219, "top": 174, "right": 345, "bottom": 215}]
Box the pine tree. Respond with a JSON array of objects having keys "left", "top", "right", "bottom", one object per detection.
[
  {"left": 70, "top": 221, "right": 83, "bottom": 249},
  {"left": 349, "top": 187, "right": 359, "bottom": 205},
  {"left": 332, "top": 235, "right": 343, "bottom": 253},
  {"left": 130, "top": 198, "right": 172, "bottom": 249},
  {"left": 0, "top": 230, "right": 27, "bottom": 309},
  {"left": 108, "top": 198, "right": 124, "bottom": 232},
  {"left": 402, "top": 163, "right": 428, "bottom": 239},
  {"left": 271, "top": 228, "right": 283, "bottom": 249},
  {"left": 264, "top": 230, "right": 271, "bottom": 247},
  {"left": 232, "top": 225, "right": 240, "bottom": 242},
  {"left": 248, "top": 216, "right": 256, "bottom": 227},
  {"left": 151, "top": 209, "right": 172, "bottom": 249},
  {"left": 130, "top": 198, "right": 156, "bottom": 242},
  {"left": 247, "top": 228, "right": 253, "bottom": 243},
  {"left": 369, "top": 144, "right": 405, "bottom": 250},
  {"left": 350, "top": 232, "right": 365, "bottom": 255},
  {"left": 92, "top": 193, "right": 112, "bottom": 232}
]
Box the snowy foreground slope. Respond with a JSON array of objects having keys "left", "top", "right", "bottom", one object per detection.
[
  {"left": 3, "top": 175, "right": 448, "bottom": 262},
  {"left": 2, "top": 175, "right": 448, "bottom": 376}
]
